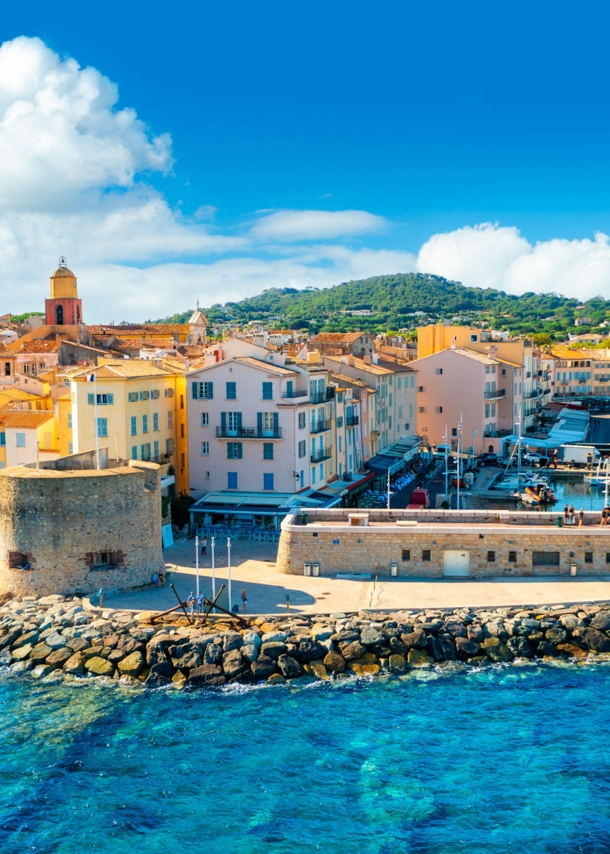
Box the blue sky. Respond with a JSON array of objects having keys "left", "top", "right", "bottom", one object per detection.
[{"left": 1, "top": 1, "right": 610, "bottom": 319}]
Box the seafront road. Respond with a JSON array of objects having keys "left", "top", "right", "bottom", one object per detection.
[{"left": 105, "top": 535, "right": 610, "bottom": 615}]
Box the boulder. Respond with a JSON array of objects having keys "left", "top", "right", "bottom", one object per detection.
[
  {"left": 350, "top": 659, "right": 381, "bottom": 677},
  {"left": 482, "top": 637, "right": 513, "bottom": 663},
  {"left": 118, "top": 675, "right": 143, "bottom": 690},
  {"left": 388, "top": 654, "right": 408, "bottom": 674},
  {"left": 467, "top": 624, "right": 484, "bottom": 643},
  {"left": 537, "top": 641, "right": 561, "bottom": 658},
  {"left": 323, "top": 650, "right": 346, "bottom": 673},
  {"left": 261, "top": 631, "right": 288, "bottom": 644},
  {"left": 267, "top": 673, "right": 286, "bottom": 685},
  {"left": 455, "top": 637, "right": 481, "bottom": 658},
  {"left": 582, "top": 628, "right": 610, "bottom": 652},
  {"left": 401, "top": 629, "right": 428, "bottom": 650},
  {"left": 242, "top": 630, "right": 262, "bottom": 648},
  {"left": 311, "top": 624, "right": 334, "bottom": 642},
  {"left": 103, "top": 634, "right": 120, "bottom": 649},
  {"left": 204, "top": 642, "right": 223, "bottom": 665},
  {"left": 0, "top": 628, "right": 22, "bottom": 649},
  {"left": 388, "top": 637, "right": 407, "bottom": 656},
  {"left": 241, "top": 644, "right": 259, "bottom": 664},
  {"left": 146, "top": 635, "right": 173, "bottom": 666},
  {"left": 107, "top": 649, "right": 126, "bottom": 664},
  {"left": 306, "top": 661, "right": 328, "bottom": 680},
  {"left": 118, "top": 638, "right": 144, "bottom": 656},
  {"left": 298, "top": 641, "right": 326, "bottom": 662},
  {"left": 118, "top": 651, "right": 145, "bottom": 678},
  {"left": 278, "top": 654, "right": 303, "bottom": 679},
  {"left": 251, "top": 655, "right": 277, "bottom": 679},
  {"left": 407, "top": 649, "right": 434, "bottom": 667},
  {"left": 223, "top": 633, "right": 243, "bottom": 652},
  {"left": 172, "top": 671, "right": 188, "bottom": 690},
  {"left": 170, "top": 645, "right": 202, "bottom": 670},
  {"left": 589, "top": 611, "right": 610, "bottom": 632},
  {"left": 222, "top": 649, "right": 247, "bottom": 679},
  {"left": 557, "top": 643, "right": 588, "bottom": 659},
  {"left": 559, "top": 614, "right": 582, "bottom": 631},
  {"left": 506, "top": 637, "right": 533, "bottom": 659},
  {"left": 31, "top": 664, "right": 53, "bottom": 679},
  {"left": 63, "top": 651, "right": 87, "bottom": 675},
  {"left": 189, "top": 664, "right": 226, "bottom": 687},
  {"left": 0, "top": 648, "right": 12, "bottom": 665},
  {"left": 46, "top": 647, "right": 73, "bottom": 668},
  {"left": 14, "top": 630, "right": 38, "bottom": 649},
  {"left": 360, "top": 627, "right": 384, "bottom": 647},
  {"left": 11, "top": 644, "right": 34, "bottom": 661},
  {"left": 85, "top": 656, "right": 114, "bottom": 677},
  {"left": 146, "top": 661, "right": 175, "bottom": 686},
  {"left": 445, "top": 622, "right": 467, "bottom": 639},
  {"left": 340, "top": 640, "right": 367, "bottom": 662},
  {"left": 429, "top": 637, "right": 456, "bottom": 662},
  {"left": 67, "top": 637, "right": 90, "bottom": 653},
  {"left": 545, "top": 627, "right": 568, "bottom": 644},
  {"left": 44, "top": 633, "right": 67, "bottom": 650},
  {"left": 261, "top": 641, "right": 287, "bottom": 659}
]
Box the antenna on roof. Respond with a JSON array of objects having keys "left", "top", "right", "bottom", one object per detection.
[
  {"left": 59, "top": 256, "right": 67, "bottom": 268},
  {"left": 196, "top": 299, "right": 200, "bottom": 311}
]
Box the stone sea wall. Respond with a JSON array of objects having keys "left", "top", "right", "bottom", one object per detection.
[{"left": 2, "top": 595, "right": 610, "bottom": 688}]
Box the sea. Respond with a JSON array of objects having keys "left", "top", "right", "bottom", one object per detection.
[{"left": 1, "top": 664, "right": 610, "bottom": 854}]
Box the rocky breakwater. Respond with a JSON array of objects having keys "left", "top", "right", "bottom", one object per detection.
[{"left": 3, "top": 595, "right": 610, "bottom": 688}]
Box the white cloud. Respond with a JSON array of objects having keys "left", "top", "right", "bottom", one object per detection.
[
  {"left": 249, "top": 209, "right": 387, "bottom": 241},
  {"left": 417, "top": 223, "right": 610, "bottom": 301},
  {"left": 0, "top": 36, "right": 172, "bottom": 209}
]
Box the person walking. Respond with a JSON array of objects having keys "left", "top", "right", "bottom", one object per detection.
[
  {"left": 201, "top": 537, "right": 207, "bottom": 557},
  {"left": 601, "top": 507, "right": 609, "bottom": 526},
  {"left": 568, "top": 504, "right": 575, "bottom": 525},
  {"left": 240, "top": 588, "right": 248, "bottom": 613},
  {"left": 578, "top": 508, "right": 585, "bottom": 527},
  {"left": 563, "top": 504, "right": 569, "bottom": 524},
  {"left": 187, "top": 591, "right": 195, "bottom": 616}
]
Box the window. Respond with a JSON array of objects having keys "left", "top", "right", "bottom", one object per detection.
[
  {"left": 68, "top": 443, "right": 73, "bottom": 454},
  {"left": 97, "top": 418, "right": 108, "bottom": 438},
  {"left": 418, "top": 406, "right": 427, "bottom": 414},
  {"left": 405, "top": 423, "right": 410, "bottom": 431},
  {"left": 142, "top": 415, "right": 148, "bottom": 434},
  {"left": 487, "top": 551, "right": 496, "bottom": 562},
  {"left": 263, "top": 443, "right": 274, "bottom": 460},
  {"left": 168, "top": 411, "right": 173, "bottom": 428},
  {"left": 165, "top": 388, "right": 175, "bottom": 398},
  {"left": 262, "top": 381, "right": 273, "bottom": 400},
  {"left": 422, "top": 550, "right": 431, "bottom": 562},
  {"left": 402, "top": 549, "right": 411, "bottom": 561},
  {"left": 200, "top": 412, "right": 209, "bottom": 427},
  {"left": 311, "top": 467, "right": 316, "bottom": 484},
  {"left": 141, "top": 443, "right": 151, "bottom": 461},
  {"left": 151, "top": 390, "right": 160, "bottom": 400},
  {"left": 180, "top": 424, "right": 185, "bottom": 438},
  {"left": 227, "top": 442, "right": 243, "bottom": 459},
  {"left": 508, "top": 551, "right": 517, "bottom": 563},
  {"left": 435, "top": 406, "right": 443, "bottom": 413},
  {"left": 90, "top": 551, "right": 118, "bottom": 570},
  {"left": 88, "top": 393, "right": 114, "bottom": 405},
  {"left": 227, "top": 472, "right": 238, "bottom": 489},
  {"left": 470, "top": 334, "right": 478, "bottom": 342},
  {"left": 338, "top": 435, "right": 342, "bottom": 452},
  {"left": 130, "top": 416, "right": 137, "bottom": 436},
  {"left": 319, "top": 463, "right": 324, "bottom": 480},
  {"left": 451, "top": 428, "right": 457, "bottom": 437},
  {"left": 298, "top": 412, "right": 306, "bottom": 429},
  {"left": 23, "top": 364, "right": 29, "bottom": 374},
  {"left": 418, "top": 386, "right": 425, "bottom": 393},
  {"left": 0, "top": 433, "right": 5, "bottom": 446},
  {"left": 192, "top": 381, "right": 213, "bottom": 399},
  {"left": 16, "top": 433, "right": 26, "bottom": 447},
  {"left": 226, "top": 381, "right": 237, "bottom": 400},
  {"left": 201, "top": 442, "right": 209, "bottom": 455},
  {"left": 67, "top": 414, "right": 72, "bottom": 429},
  {"left": 263, "top": 473, "right": 274, "bottom": 491},
  {"left": 180, "top": 395, "right": 184, "bottom": 410},
  {"left": 298, "top": 440, "right": 306, "bottom": 458},
  {"left": 131, "top": 446, "right": 138, "bottom": 460},
  {"left": 4, "top": 363, "right": 10, "bottom": 376},
  {"left": 153, "top": 413, "right": 159, "bottom": 432},
  {"left": 435, "top": 368, "right": 443, "bottom": 375},
  {"left": 397, "top": 377, "right": 401, "bottom": 388},
  {"left": 153, "top": 440, "right": 159, "bottom": 460},
  {"left": 585, "top": 552, "right": 593, "bottom": 564},
  {"left": 166, "top": 438, "right": 174, "bottom": 455},
  {"left": 532, "top": 551, "right": 560, "bottom": 566},
  {"left": 606, "top": 553, "right": 610, "bottom": 564},
  {"left": 139, "top": 391, "right": 150, "bottom": 401}
]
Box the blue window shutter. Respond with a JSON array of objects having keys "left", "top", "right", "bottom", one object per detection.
[
  {"left": 273, "top": 412, "right": 279, "bottom": 433},
  {"left": 236, "top": 412, "right": 242, "bottom": 430},
  {"left": 264, "top": 473, "right": 274, "bottom": 490},
  {"left": 221, "top": 412, "right": 226, "bottom": 431},
  {"left": 192, "top": 381, "right": 198, "bottom": 399},
  {"left": 237, "top": 443, "right": 243, "bottom": 459},
  {"left": 208, "top": 382, "right": 213, "bottom": 399},
  {"left": 88, "top": 393, "right": 94, "bottom": 405},
  {"left": 107, "top": 393, "right": 114, "bottom": 405},
  {"left": 257, "top": 412, "right": 262, "bottom": 434}
]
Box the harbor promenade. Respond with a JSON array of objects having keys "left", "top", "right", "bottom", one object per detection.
[{"left": 104, "top": 534, "right": 610, "bottom": 615}]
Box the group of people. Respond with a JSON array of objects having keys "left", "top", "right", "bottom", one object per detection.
[
  {"left": 563, "top": 505, "right": 585, "bottom": 526},
  {"left": 151, "top": 570, "right": 166, "bottom": 586}
]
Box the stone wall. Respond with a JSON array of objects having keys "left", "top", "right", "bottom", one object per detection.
[
  {"left": 0, "top": 460, "right": 164, "bottom": 597},
  {"left": 277, "top": 510, "right": 610, "bottom": 577}
]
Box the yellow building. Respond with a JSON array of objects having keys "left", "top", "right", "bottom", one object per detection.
[
  {"left": 56, "top": 392, "right": 73, "bottom": 457},
  {"left": 69, "top": 359, "right": 188, "bottom": 495},
  {"left": 0, "top": 410, "right": 58, "bottom": 468}
]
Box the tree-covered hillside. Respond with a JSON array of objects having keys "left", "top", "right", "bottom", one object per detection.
[{"left": 150, "top": 272, "right": 610, "bottom": 338}]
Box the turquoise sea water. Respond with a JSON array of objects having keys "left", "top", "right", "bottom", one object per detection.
[{"left": 1, "top": 665, "right": 610, "bottom": 854}]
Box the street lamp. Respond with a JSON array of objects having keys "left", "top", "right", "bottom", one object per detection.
[
  {"left": 442, "top": 425, "right": 449, "bottom": 501},
  {"left": 456, "top": 415, "right": 463, "bottom": 509},
  {"left": 471, "top": 430, "right": 478, "bottom": 468}
]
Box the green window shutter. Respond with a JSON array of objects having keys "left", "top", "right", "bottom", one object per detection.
[
  {"left": 273, "top": 413, "right": 279, "bottom": 434},
  {"left": 207, "top": 382, "right": 213, "bottom": 399},
  {"left": 236, "top": 412, "right": 243, "bottom": 430},
  {"left": 107, "top": 393, "right": 114, "bottom": 405},
  {"left": 237, "top": 443, "right": 243, "bottom": 459},
  {"left": 192, "top": 381, "right": 198, "bottom": 399},
  {"left": 257, "top": 412, "right": 262, "bottom": 434},
  {"left": 221, "top": 412, "right": 227, "bottom": 431},
  {"left": 88, "top": 393, "right": 94, "bottom": 405}
]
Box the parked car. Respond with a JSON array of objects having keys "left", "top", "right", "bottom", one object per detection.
[
  {"left": 477, "top": 453, "right": 501, "bottom": 466},
  {"left": 522, "top": 452, "right": 548, "bottom": 465}
]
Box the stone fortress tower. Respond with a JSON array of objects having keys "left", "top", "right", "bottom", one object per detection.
[
  {"left": 44, "top": 256, "right": 83, "bottom": 326},
  {"left": 0, "top": 458, "right": 164, "bottom": 598}
]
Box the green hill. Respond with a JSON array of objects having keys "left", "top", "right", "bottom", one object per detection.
[{"left": 150, "top": 272, "right": 610, "bottom": 338}]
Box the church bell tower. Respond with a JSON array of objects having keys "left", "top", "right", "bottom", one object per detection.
[{"left": 45, "top": 257, "right": 83, "bottom": 326}]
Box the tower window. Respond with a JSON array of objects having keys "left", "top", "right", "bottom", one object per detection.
[{"left": 56, "top": 305, "right": 64, "bottom": 324}]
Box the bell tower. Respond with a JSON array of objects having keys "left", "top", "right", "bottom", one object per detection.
[{"left": 45, "top": 257, "right": 83, "bottom": 326}]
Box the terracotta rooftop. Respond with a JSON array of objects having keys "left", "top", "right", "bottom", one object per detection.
[
  {"left": 72, "top": 361, "right": 182, "bottom": 380},
  {"left": 309, "top": 332, "right": 366, "bottom": 343},
  {"left": 0, "top": 410, "right": 55, "bottom": 428}
]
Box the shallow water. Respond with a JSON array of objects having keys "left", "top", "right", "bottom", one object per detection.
[{"left": 1, "top": 666, "right": 610, "bottom": 854}]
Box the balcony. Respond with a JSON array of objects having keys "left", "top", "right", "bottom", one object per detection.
[
  {"left": 310, "top": 419, "right": 331, "bottom": 434},
  {"left": 483, "top": 388, "right": 506, "bottom": 400},
  {"left": 216, "top": 427, "right": 283, "bottom": 439},
  {"left": 346, "top": 414, "right": 359, "bottom": 426},
  {"left": 483, "top": 428, "right": 512, "bottom": 438},
  {"left": 310, "top": 388, "right": 335, "bottom": 404},
  {"left": 311, "top": 448, "right": 332, "bottom": 463},
  {"left": 282, "top": 389, "right": 308, "bottom": 399},
  {"left": 523, "top": 389, "right": 541, "bottom": 400}
]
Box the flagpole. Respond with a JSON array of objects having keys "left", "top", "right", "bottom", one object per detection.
[{"left": 94, "top": 372, "right": 100, "bottom": 470}]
